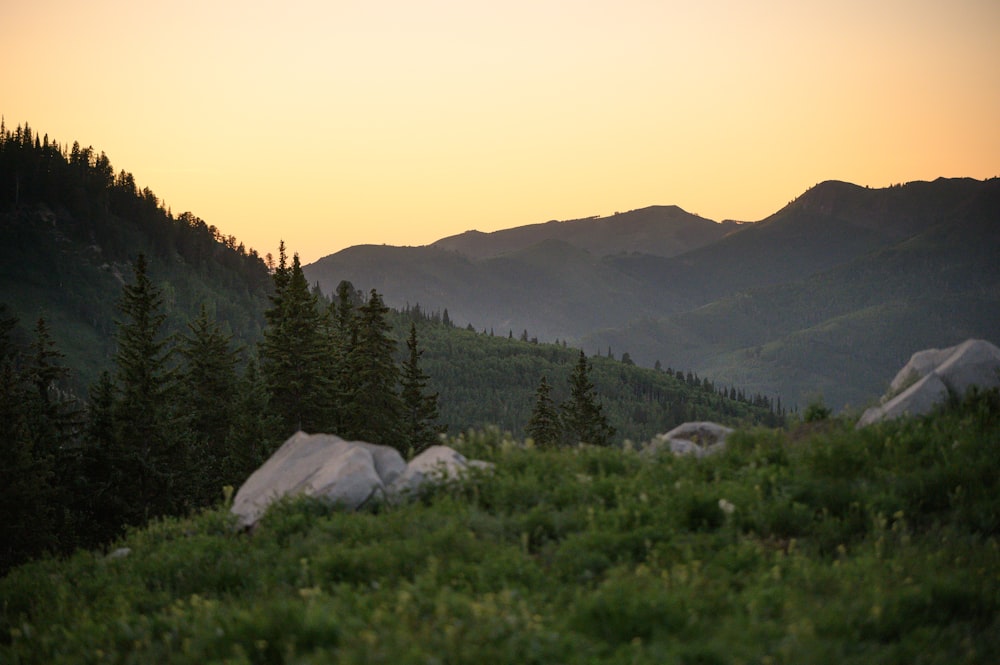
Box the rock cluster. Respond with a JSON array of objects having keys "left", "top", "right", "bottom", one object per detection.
[
  {"left": 644, "top": 421, "right": 733, "bottom": 458},
  {"left": 857, "top": 339, "right": 1000, "bottom": 427},
  {"left": 231, "top": 433, "right": 491, "bottom": 528}
]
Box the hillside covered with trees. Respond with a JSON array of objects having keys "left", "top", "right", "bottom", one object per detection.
[
  {"left": 305, "top": 177, "right": 1000, "bottom": 411},
  {"left": 0, "top": 122, "right": 780, "bottom": 573},
  {"left": 0, "top": 120, "right": 274, "bottom": 390}
]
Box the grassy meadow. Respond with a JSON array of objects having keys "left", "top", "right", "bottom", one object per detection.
[{"left": 1, "top": 391, "right": 998, "bottom": 664}]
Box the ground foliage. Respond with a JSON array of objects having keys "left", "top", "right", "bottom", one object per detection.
[{"left": 2, "top": 390, "right": 997, "bottom": 664}]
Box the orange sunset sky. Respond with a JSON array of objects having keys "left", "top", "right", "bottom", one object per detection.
[{"left": 3, "top": 0, "right": 998, "bottom": 264}]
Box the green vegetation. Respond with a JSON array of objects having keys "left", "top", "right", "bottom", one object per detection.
[
  {"left": 0, "top": 122, "right": 781, "bottom": 576},
  {"left": 3, "top": 390, "right": 997, "bottom": 663},
  {"left": 0, "top": 121, "right": 273, "bottom": 393},
  {"left": 405, "top": 315, "right": 782, "bottom": 444}
]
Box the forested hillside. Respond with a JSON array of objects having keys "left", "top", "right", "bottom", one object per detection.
[
  {"left": 0, "top": 121, "right": 780, "bottom": 573},
  {"left": 306, "top": 177, "right": 1000, "bottom": 410},
  {"left": 585, "top": 180, "right": 1000, "bottom": 409},
  {"left": 0, "top": 120, "right": 273, "bottom": 390},
  {"left": 399, "top": 311, "right": 781, "bottom": 443}
]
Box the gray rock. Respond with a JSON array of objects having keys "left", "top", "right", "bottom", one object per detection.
[
  {"left": 645, "top": 421, "right": 733, "bottom": 458},
  {"left": 231, "top": 432, "right": 406, "bottom": 528},
  {"left": 389, "top": 445, "right": 494, "bottom": 496},
  {"left": 858, "top": 339, "right": 1000, "bottom": 427},
  {"left": 231, "top": 434, "right": 493, "bottom": 527}
]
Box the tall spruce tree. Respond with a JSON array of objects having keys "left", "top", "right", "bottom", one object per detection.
[
  {"left": 260, "top": 253, "right": 331, "bottom": 434},
  {"left": 344, "top": 290, "right": 404, "bottom": 451},
  {"left": 112, "top": 253, "right": 184, "bottom": 522},
  {"left": 0, "top": 310, "right": 56, "bottom": 572},
  {"left": 562, "top": 350, "right": 615, "bottom": 446},
  {"left": 177, "top": 303, "right": 240, "bottom": 505},
  {"left": 225, "top": 357, "right": 281, "bottom": 484},
  {"left": 325, "top": 280, "right": 360, "bottom": 435},
  {"left": 23, "top": 317, "right": 84, "bottom": 550},
  {"left": 400, "top": 322, "right": 441, "bottom": 456},
  {"left": 526, "top": 375, "right": 562, "bottom": 448},
  {"left": 81, "top": 370, "right": 122, "bottom": 545}
]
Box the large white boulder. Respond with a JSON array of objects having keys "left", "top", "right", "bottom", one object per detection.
[
  {"left": 231, "top": 432, "right": 406, "bottom": 528},
  {"left": 858, "top": 339, "right": 1000, "bottom": 427},
  {"left": 231, "top": 434, "right": 493, "bottom": 527},
  {"left": 644, "top": 421, "right": 733, "bottom": 458}
]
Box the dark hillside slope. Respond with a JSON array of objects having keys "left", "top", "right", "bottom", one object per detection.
[
  {"left": 586, "top": 181, "right": 1000, "bottom": 409},
  {"left": 401, "top": 318, "right": 781, "bottom": 442},
  {"left": 608, "top": 178, "right": 988, "bottom": 305},
  {"left": 0, "top": 124, "right": 272, "bottom": 390},
  {"left": 306, "top": 240, "right": 658, "bottom": 343}
]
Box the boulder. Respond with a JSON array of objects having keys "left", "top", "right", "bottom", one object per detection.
[
  {"left": 231, "top": 432, "right": 406, "bottom": 528},
  {"left": 388, "top": 445, "right": 494, "bottom": 496},
  {"left": 858, "top": 339, "right": 1000, "bottom": 427},
  {"left": 644, "top": 421, "right": 733, "bottom": 458},
  {"left": 231, "top": 434, "right": 493, "bottom": 527}
]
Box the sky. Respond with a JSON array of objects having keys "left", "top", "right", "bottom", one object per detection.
[{"left": 3, "top": 0, "right": 998, "bottom": 264}]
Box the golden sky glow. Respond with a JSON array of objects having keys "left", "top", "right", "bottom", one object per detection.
[{"left": 3, "top": 0, "right": 998, "bottom": 263}]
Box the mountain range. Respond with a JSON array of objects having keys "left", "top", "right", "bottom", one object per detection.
[{"left": 304, "top": 177, "right": 1000, "bottom": 410}]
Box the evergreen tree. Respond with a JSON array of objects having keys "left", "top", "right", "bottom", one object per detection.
[
  {"left": 526, "top": 375, "right": 562, "bottom": 448},
  {"left": 23, "top": 317, "right": 84, "bottom": 551},
  {"left": 260, "top": 253, "right": 330, "bottom": 434},
  {"left": 400, "top": 322, "right": 441, "bottom": 456},
  {"left": 112, "top": 253, "right": 183, "bottom": 522},
  {"left": 80, "top": 370, "right": 122, "bottom": 544},
  {"left": 0, "top": 310, "right": 57, "bottom": 572},
  {"left": 562, "top": 350, "right": 615, "bottom": 446},
  {"left": 326, "top": 280, "right": 360, "bottom": 434},
  {"left": 225, "top": 358, "right": 281, "bottom": 486},
  {"left": 177, "top": 303, "right": 240, "bottom": 505},
  {"left": 344, "top": 290, "right": 404, "bottom": 451}
]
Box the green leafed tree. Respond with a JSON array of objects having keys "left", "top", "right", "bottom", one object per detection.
[
  {"left": 400, "top": 322, "right": 442, "bottom": 457},
  {"left": 526, "top": 375, "right": 562, "bottom": 448},
  {"left": 562, "top": 350, "right": 615, "bottom": 446}
]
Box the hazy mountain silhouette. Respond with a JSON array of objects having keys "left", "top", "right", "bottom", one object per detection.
[
  {"left": 304, "top": 178, "right": 1000, "bottom": 410},
  {"left": 432, "top": 205, "right": 742, "bottom": 259}
]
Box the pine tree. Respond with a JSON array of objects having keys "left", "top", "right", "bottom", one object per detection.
[
  {"left": 259, "top": 253, "right": 331, "bottom": 434},
  {"left": 225, "top": 358, "right": 281, "bottom": 485},
  {"left": 0, "top": 310, "right": 57, "bottom": 572},
  {"left": 344, "top": 290, "right": 404, "bottom": 451},
  {"left": 526, "top": 375, "right": 562, "bottom": 448},
  {"left": 562, "top": 350, "right": 615, "bottom": 446},
  {"left": 23, "top": 317, "right": 84, "bottom": 551},
  {"left": 112, "top": 253, "right": 184, "bottom": 522},
  {"left": 80, "top": 370, "right": 122, "bottom": 544},
  {"left": 400, "top": 322, "right": 441, "bottom": 456},
  {"left": 177, "top": 303, "right": 240, "bottom": 505},
  {"left": 326, "top": 280, "right": 360, "bottom": 434}
]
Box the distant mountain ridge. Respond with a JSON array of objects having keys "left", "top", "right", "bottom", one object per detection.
[
  {"left": 304, "top": 177, "right": 1000, "bottom": 410},
  {"left": 432, "top": 205, "right": 742, "bottom": 259}
]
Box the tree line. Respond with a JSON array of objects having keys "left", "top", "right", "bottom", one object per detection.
[{"left": 0, "top": 248, "right": 442, "bottom": 573}]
